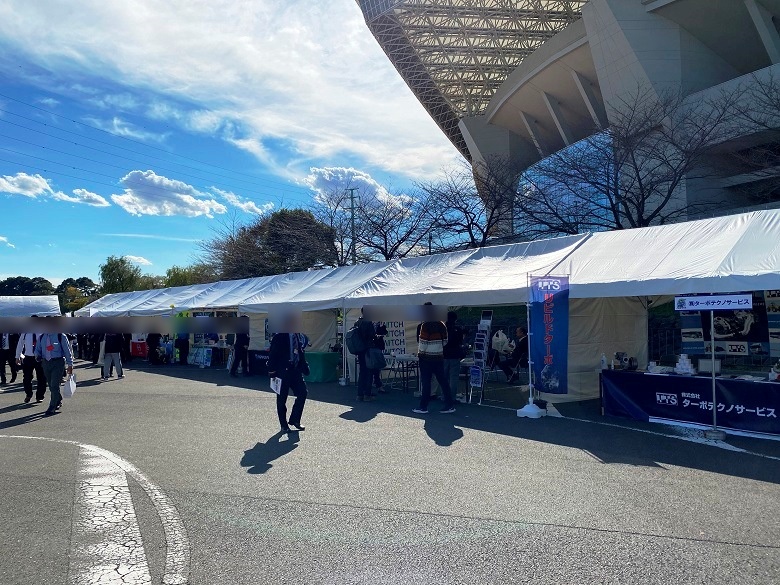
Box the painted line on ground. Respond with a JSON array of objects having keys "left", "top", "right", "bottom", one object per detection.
[
  {"left": 70, "top": 447, "right": 152, "bottom": 585},
  {"left": 0, "top": 435, "right": 190, "bottom": 585}
]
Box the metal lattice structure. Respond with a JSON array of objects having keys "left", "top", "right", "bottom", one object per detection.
[{"left": 357, "top": 1, "right": 586, "bottom": 158}]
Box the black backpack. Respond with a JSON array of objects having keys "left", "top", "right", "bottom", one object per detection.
[{"left": 345, "top": 319, "right": 372, "bottom": 355}]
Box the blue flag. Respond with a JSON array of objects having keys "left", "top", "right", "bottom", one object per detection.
[{"left": 529, "top": 276, "right": 569, "bottom": 394}]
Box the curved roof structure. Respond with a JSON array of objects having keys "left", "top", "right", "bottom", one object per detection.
[{"left": 356, "top": 0, "right": 586, "bottom": 158}]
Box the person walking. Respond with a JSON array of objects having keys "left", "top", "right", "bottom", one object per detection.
[
  {"left": 16, "top": 323, "right": 47, "bottom": 403},
  {"left": 442, "top": 311, "right": 466, "bottom": 399},
  {"left": 101, "top": 332, "right": 124, "bottom": 380},
  {"left": 230, "top": 320, "right": 250, "bottom": 377},
  {"left": 1, "top": 332, "right": 19, "bottom": 385},
  {"left": 268, "top": 329, "right": 310, "bottom": 433},
  {"left": 34, "top": 330, "right": 73, "bottom": 416},
  {"left": 413, "top": 305, "right": 457, "bottom": 415}
]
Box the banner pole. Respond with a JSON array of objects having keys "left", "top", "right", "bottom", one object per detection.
[
  {"left": 526, "top": 299, "right": 534, "bottom": 407},
  {"left": 711, "top": 309, "right": 717, "bottom": 432}
]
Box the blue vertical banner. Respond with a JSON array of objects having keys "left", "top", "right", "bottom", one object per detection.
[{"left": 529, "top": 276, "right": 569, "bottom": 394}]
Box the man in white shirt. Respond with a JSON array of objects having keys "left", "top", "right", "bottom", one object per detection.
[{"left": 15, "top": 317, "right": 47, "bottom": 404}]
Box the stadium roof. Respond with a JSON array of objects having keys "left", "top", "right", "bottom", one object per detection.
[{"left": 356, "top": 0, "right": 586, "bottom": 158}]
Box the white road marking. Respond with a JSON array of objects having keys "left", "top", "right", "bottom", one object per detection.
[
  {"left": 70, "top": 447, "right": 151, "bottom": 585},
  {"left": 0, "top": 435, "right": 190, "bottom": 584}
]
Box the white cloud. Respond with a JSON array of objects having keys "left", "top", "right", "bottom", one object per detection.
[
  {"left": 211, "top": 187, "right": 274, "bottom": 215},
  {"left": 111, "top": 169, "right": 227, "bottom": 217},
  {"left": 124, "top": 255, "right": 152, "bottom": 266},
  {"left": 36, "top": 96, "right": 59, "bottom": 107},
  {"left": 0, "top": 172, "right": 110, "bottom": 207},
  {"left": 0, "top": 0, "right": 460, "bottom": 179},
  {"left": 0, "top": 236, "right": 14, "bottom": 248},
  {"left": 83, "top": 116, "right": 169, "bottom": 143},
  {"left": 304, "top": 166, "right": 388, "bottom": 201},
  {"left": 53, "top": 188, "right": 111, "bottom": 207}
]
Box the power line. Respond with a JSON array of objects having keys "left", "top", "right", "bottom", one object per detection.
[
  {"left": 0, "top": 102, "right": 311, "bottom": 193},
  {"left": 0, "top": 129, "right": 294, "bottom": 196}
]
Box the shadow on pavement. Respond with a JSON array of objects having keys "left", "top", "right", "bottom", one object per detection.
[
  {"left": 0, "top": 410, "right": 49, "bottom": 429},
  {"left": 122, "top": 362, "right": 780, "bottom": 484},
  {"left": 423, "top": 418, "right": 464, "bottom": 447},
  {"left": 240, "top": 431, "right": 301, "bottom": 474}
]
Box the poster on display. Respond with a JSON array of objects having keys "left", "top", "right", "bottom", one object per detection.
[
  {"left": 680, "top": 291, "right": 773, "bottom": 358},
  {"left": 380, "top": 321, "right": 406, "bottom": 356},
  {"left": 767, "top": 291, "right": 780, "bottom": 358},
  {"left": 529, "top": 275, "right": 569, "bottom": 394}
]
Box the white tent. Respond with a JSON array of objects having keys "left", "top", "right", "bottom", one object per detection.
[
  {"left": 74, "top": 210, "right": 780, "bottom": 392},
  {"left": 0, "top": 295, "right": 61, "bottom": 317}
]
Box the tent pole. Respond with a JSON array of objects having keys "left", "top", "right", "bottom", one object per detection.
[{"left": 342, "top": 299, "right": 348, "bottom": 383}]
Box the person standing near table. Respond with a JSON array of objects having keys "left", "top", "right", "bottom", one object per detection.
[
  {"left": 442, "top": 311, "right": 465, "bottom": 398},
  {"left": 1, "top": 332, "right": 19, "bottom": 385},
  {"left": 34, "top": 330, "right": 73, "bottom": 416},
  {"left": 16, "top": 318, "right": 46, "bottom": 403},
  {"left": 230, "top": 319, "right": 250, "bottom": 377},
  {"left": 354, "top": 308, "right": 377, "bottom": 402},
  {"left": 413, "top": 305, "right": 457, "bottom": 415},
  {"left": 268, "top": 328, "right": 309, "bottom": 433}
]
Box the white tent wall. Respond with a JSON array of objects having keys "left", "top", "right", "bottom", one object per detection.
[
  {"left": 246, "top": 311, "right": 338, "bottom": 352},
  {"left": 0, "top": 295, "right": 61, "bottom": 317},
  {"left": 565, "top": 297, "right": 648, "bottom": 400}
]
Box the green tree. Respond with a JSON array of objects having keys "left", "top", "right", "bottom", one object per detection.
[
  {"left": 0, "top": 276, "right": 55, "bottom": 296},
  {"left": 99, "top": 256, "right": 142, "bottom": 294},
  {"left": 138, "top": 274, "right": 166, "bottom": 290},
  {"left": 202, "top": 209, "right": 338, "bottom": 279},
  {"left": 164, "top": 263, "right": 218, "bottom": 287}
]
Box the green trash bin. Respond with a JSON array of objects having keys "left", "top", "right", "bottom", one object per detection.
[{"left": 304, "top": 351, "right": 340, "bottom": 383}]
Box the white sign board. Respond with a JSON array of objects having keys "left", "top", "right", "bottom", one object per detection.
[{"left": 674, "top": 294, "right": 753, "bottom": 312}]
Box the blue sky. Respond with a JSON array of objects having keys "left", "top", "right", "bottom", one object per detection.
[{"left": 0, "top": 0, "right": 459, "bottom": 285}]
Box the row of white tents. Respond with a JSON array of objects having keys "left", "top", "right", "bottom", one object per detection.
[{"left": 74, "top": 210, "right": 780, "bottom": 395}]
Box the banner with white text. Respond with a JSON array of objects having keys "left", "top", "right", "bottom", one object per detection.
[{"left": 530, "top": 276, "right": 569, "bottom": 394}]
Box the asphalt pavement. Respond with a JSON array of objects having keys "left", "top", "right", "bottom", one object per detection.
[{"left": 1, "top": 359, "right": 779, "bottom": 585}]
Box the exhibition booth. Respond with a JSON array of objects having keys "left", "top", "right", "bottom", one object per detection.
[{"left": 74, "top": 209, "right": 780, "bottom": 433}]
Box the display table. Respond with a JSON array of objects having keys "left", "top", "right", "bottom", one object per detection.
[
  {"left": 189, "top": 345, "right": 230, "bottom": 368},
  {"left": 304, "top": 351, "right": 340, "bottom": 383},
  {"left": 601, "top": 370, "right": 780, "bottom": 435}
]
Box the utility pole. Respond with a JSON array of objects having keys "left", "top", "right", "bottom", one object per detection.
[{"left": 346, "top": 187, "right": 359, "bottom": 265}]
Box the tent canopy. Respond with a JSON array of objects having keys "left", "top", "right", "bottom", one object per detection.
[
  {"left": 75, "top": 209, "right": 780, "bottom": 317},
  {"left": 0, "top": 295, "right": 61, "bottom": 317}
]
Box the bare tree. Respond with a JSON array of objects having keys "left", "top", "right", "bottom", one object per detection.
[
  {"left": 517, "top": 85, "right": 745, "bottom": 234},
  {"left": 417, "top": 161, "right": 517, "bottom": 250},
  {"left": 309, "top": 189, "right": 355, "bottom": 266},
  {"left": 356, "top": 190, "right": 437, "bottom": 260}
]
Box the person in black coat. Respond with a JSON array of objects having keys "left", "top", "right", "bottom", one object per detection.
[
  {"left": 230, "top": 318, "right": 250, "bottom": 377},
  {"left": 1, "top": 333, "right": 20, "bottom": 384},
  {"left": 268, "top": 330, "right": 309, "bottom": 433},
  {"left": 146, "top": 333, "right": 163, "bottom": 365}
]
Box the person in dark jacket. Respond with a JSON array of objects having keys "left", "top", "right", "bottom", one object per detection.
[
  {"left": 371, "top": 323, "right": 388, "bottom": 393},
  {"left": 268, "top": 327, "right": 309, "bottom": 433},
  {"left": 1, "top": 333, "right": 20, "bottom": 385},
  {"left": 355, "top": 308, "right": 377, "bottom": 402},
  {"left": 442, "top": 311, "right": 465, "bottom": 398},
  {"left": 230, "top": 318, "right": 250, "bottom": 377},
  {"left": 101, "top": 333, "right": 125, "bottom": 379},
  {"left": 146, "top": 333, "right": 162, "bottom": 365},
  {"left": 499, "top": 327, "right": 529, "bottom": 383}
]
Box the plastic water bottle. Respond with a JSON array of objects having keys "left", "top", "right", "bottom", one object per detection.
[{"left": 600, "top": 353, "right": 608, "bottom": 370}]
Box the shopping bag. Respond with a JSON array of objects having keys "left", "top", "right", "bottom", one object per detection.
[
  {"left": 63, "top": 374, "right": 77, "bottom": 398},
  {"left": 491, "top": 330, "right": 509, "bottom": 353},
  {"left": 270, "top": 377, "right": 282, "bottom": 395},
  {"left": 97, "top": 340, "right": 106, "bottom": 366},
  {"left": 226, "top": 348, "right": 234, "bottom": 371},
  {"left": 366, "top": 348, "right": 387, "bottom": 370}
]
